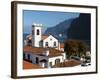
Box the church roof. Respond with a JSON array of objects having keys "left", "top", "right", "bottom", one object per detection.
[
  {"left": 23, "top": 60, "right": 42, "bottom": 69},
  {"left": 26, "top": 34, "right": 58, "bottom": 41},
  {"left": 23, "top": 46, "right": 64, "bottom": 57},
  {"left": 41, "top": 35, "right": 58, "bottom": 41},
  {"left": 26, "top": 34, "right": 48, "bottom": 40},
  {"left": 26, "top": 34, "right": 32, "bottom": 40},
  {"left": 41, "top": 35, "right": 48, "bottom": 40}
]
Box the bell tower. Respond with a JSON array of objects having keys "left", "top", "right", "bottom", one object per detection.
[{"left": 32, "top": 23, "right": 42, "bottom": 47}]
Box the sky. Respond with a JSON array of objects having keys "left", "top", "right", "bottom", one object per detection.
[{"left": 23, "top": 10, "right": 80, "bottom": 34}]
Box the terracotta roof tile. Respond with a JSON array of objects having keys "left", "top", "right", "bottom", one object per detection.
[
  {"left": 23, "top": 60, "right": 42, "bottom": 69},
  {"left": 23, "top": 46, "right": 64, "bottom": 57},
  {"left": 26, "top": 35, "right": 48, "bottom": 40},
  {"left": 41, "top": 35, "right": 48, "bottom": 40},
  {"left": 26, "top": 34, "right": 32, "bottom": 40}
]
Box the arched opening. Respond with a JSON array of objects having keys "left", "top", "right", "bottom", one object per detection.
[
  {"left": 45, "top": 42, "right": 48, "bottom": 47},
  {"left": 27, "top": 54, "right": 32, "bottom": 63},
  {"left": 54, "top": 41, "right": 56, "bottom": 47},
  {"left": 40, "top": 59, "right": 47, "bottom": 68},
  {"left": 37, "top": 29, "right": 40, "bottom": 35},
  {"left": 36, "top": 57, "right": 39, "bottom": 64}
]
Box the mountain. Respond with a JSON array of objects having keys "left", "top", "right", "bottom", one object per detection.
[
  {"left": 67, "top": 13, "right": 91, "bottom": 45},
  {"left": 44, "top": 19, "right": 74, "bottom": 42},
  {"left": 67, "top": 13, "right": 91, "bottom": 40}
]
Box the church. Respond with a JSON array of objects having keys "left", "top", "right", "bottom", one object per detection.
[{"left": 23, "top": 23, "right": 66, "bottom": 68}]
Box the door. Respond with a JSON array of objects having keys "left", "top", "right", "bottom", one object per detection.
[{"left": 36, "top": 57, "right": 39, "bottom": 64}]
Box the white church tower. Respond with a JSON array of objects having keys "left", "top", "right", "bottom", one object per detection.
[{"left": 32, "top": 23, "right": 42, "bottom": 47}]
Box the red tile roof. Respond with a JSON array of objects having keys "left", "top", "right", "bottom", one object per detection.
[
  {"left": 41, "top": 35, "right": 48, "bottom": 40},
  {"left": 23, "top": 60, "right": 42, "bottom": 69},
  {"left": 26, "top": 35, "right": 48, "bottom": 41},
  {"left": 23, "top": 46, "right": 64, "bottom": 57},
  {"left": 26, "top": 34, "right": 32, "bottom": 40}
]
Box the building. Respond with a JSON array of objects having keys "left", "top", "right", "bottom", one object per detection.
[
  {"left": 23, "top": 23, "right": 66, "bottom": 68},
  {"left": 23, "top": 46, "right": 66, "bottom": 68}
]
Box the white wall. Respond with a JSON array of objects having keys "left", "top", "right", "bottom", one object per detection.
[
  {"left": 49, "top": 56, "right": 63, "bottom": 66},
  {"left": 62, "top": 52, "right": 66, "bottom": 60},
  {"left": 32, "top": 26, "right": 42, "bottom": 47},
  {"left": 25, "top": 53, "right": 48, "bottom": 64},
  {"left": 43, "top": 35, "right": 58, "bottom": 48},
  {"left": 0, "top": 0, "right": 100, "bottom": 80}
]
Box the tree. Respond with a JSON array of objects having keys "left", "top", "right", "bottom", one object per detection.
[
  {"left": 78, "top": 41, "right": 88, "bottom": 57},
  {"left": 64, "top": 40, "right": 79, "bottom": 59},
  {"left": 64, "top": 40, "right": 88, "bottom": 59}
]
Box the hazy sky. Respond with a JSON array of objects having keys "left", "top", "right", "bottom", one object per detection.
[{"left": 23, "top": 10, "right": 80, "bottom": 34}]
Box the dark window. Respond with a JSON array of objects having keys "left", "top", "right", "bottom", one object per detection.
[
  {"left": 55, "top": 59, "right": 60, "bottom": 64},
  {"left": 54, "top": 41, "right": 56, "bottom": 47},
  {"left": 28, "top": 40, "right": 32, "bottom": 46},
  {"left": 50, "top": 38, "right": 52, "bottom": 40},
  {"left": 45, "top": 42, "right": 48, "bottom": 47},
  {"left": 28, "top": 40, "right": 32, "bottom": 43},
  {"left": 36, "top": 57, "right": 39, "bottom": 64},
  {"left": 28, "top": 54, "right": 31, "bottom": 60},
  {"left": 37, "top": 29, "right": 40, "bottom": 35},
  {"left": 23, "top": 53, "right": 25, "bottom": 59},
  {"left": 49, "top": 62, "right": 52, "bottom": 67}
]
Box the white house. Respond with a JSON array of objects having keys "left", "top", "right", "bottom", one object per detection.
[
  {"left": 23, "top": 23, "right": 66, "bottom": 68},
  {"left": 23, "top": 46, "right": 66, "bottom": 68}
]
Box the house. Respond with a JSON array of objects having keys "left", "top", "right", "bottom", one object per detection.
[
  {"left": 23, "top": 23, "right": 66, "bottom": 68},
  {"left": 23, "top": 46, "right": 66, "bottom": 68}
]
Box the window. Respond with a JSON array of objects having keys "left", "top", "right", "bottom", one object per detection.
[
  {"left": 28, "top": 54, "right": 31, "bottom": 60},
  {"left": 37, "top": 29, "right": 40, "bottom": 35},
  {"left": 55, "top": 59, "right": 60, "bottom": 64},
  {"left": 36, "top": 57, "right": 39, "bottom": 64},
  {"left": 23, "top": 53, "right": 25, "bottom": 59},
  {"left": 50, "top": 38, "right": 52, "bottom": 40},
  {"left": 28, "top": 40, "right": 32, "bottom": 43},
  {"left": 45, "top": 42, "right": 48, "bottom": 47},
  {"left": 54, "top": 41, "right": 56, "bottom": 47}
]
